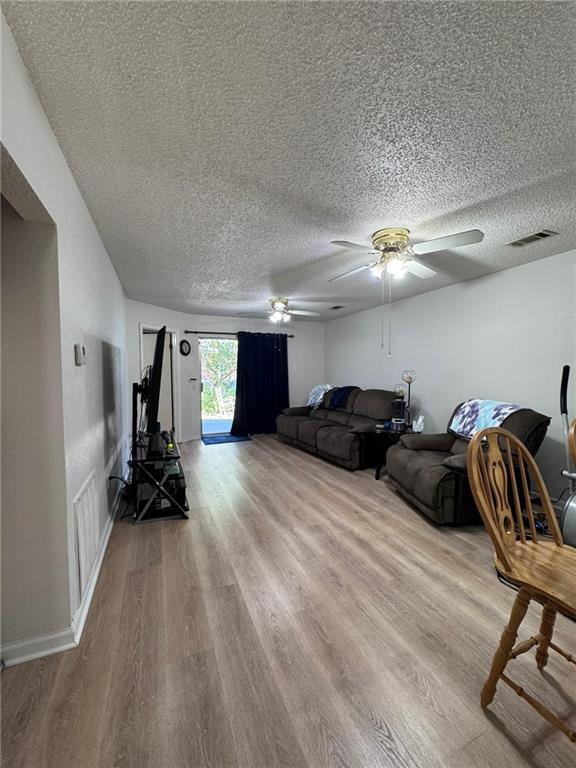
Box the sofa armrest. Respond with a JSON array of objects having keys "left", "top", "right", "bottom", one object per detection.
[
  {"left": 399, "top": 433, "right": 456, "bottom": 451},
  {"left": 282, "top": 406, "right": 311, "bottom": 417},
  {"left": 442, "top": 454, "right": 467, "bottom": 473}
]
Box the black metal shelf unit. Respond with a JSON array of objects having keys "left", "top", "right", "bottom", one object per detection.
[{"left": 128, "top": 430, "right": 189, "bottom": 524}]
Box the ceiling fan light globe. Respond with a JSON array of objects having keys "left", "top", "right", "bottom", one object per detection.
[
  {"left": 386, "top": 257, "right": 408, "bottom": 277},
  {"left": 270, "top": 310, "right": 283, "bottom": 323},
  {"left": 283, "top": 313, "right": 291, "bottom": 322}
]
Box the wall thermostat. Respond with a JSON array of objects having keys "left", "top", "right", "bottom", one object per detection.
[{"left": 74, "top": 343, "right": 87, "bottom": 366}]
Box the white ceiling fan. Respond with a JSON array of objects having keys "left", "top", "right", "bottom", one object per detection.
[
  {"left": 329, "top": 227, "right": 484, "bottom": 282},
  {"left": 237, "top": 297, "right": 322, "bottom": 323}
]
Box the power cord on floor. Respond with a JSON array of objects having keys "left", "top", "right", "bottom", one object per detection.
[
  {"left": 109, "top": 475, "right": 129, "bottom": 487},
  {"left": 109, "top": 471, "right": 134, "bottom": 520}
]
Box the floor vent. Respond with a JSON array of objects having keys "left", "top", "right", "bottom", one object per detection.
[
  {"left": 507, "top": 230, "right": 558, "bottom": 247},
  {"left": 73, "top": 471, "right": 99, "bottom": 598}
]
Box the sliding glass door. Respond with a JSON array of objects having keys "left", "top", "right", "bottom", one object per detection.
[{"left": 199, "top": 337, "right": 238, "bottom": 436}]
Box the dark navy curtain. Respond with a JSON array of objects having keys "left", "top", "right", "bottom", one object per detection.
[{"left": 231, "top": 332, "right": 289, "bottom": 436}]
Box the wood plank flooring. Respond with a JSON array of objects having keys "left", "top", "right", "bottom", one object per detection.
[{"left": 2, "top": 436, "right": 575, "bottom": 767}]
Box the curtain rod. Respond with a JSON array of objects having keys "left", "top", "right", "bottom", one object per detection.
[{"left": 184, "top": 330, "right": 294, "bottom": 337}]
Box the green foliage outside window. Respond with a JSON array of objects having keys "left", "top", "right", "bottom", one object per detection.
[{"left": 200, "top": 338, "right": 237, "bottom": 417}]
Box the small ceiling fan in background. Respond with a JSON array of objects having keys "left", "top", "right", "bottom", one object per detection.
[
  {"left": 329, "top": 227, "right": 484, "bottom": 282},
  {"left": 237, "top": 297, "right": 322, "bottom": 323}
]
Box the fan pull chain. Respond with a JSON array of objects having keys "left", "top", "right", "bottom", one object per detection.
[
  {"left": 380, "top": 276, "right": 385, "bottom": 349},
  {"left": 387, "top": 273, "right": 392, "bottom": 358}
]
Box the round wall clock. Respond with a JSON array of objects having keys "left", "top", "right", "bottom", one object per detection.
[{"left": 179, "top": 339, "right": 191, "bottom": 357}]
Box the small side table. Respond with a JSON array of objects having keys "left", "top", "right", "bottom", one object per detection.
[{"left": 366, "top": 429, "right": 410, "bottom": 480}]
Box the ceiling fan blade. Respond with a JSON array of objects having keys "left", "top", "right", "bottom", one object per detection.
[
  {"left": 405, "top": 259, "right": 437, "bottom": 279},
  {"left": 328, "top": 263, "right": 372, "bottom": 282},
  {"left": 412, "top": 229, "right": 484, "bottom": 256},
  {"left": 236, "top": 311, "right": 269, "bottom": 316},
  {"left": 289, "top": 310, "right": 322, "bottom": 316},
  {"left": 331, "top": 240, "right": 373, "bottom": 252}
]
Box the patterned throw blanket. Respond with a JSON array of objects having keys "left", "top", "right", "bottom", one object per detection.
[
  {"left": 307, "top": 384, "right": 332, "bottom": 408},
  {"left": 449, "top": 399, "right": 522, "bottom": 439}
]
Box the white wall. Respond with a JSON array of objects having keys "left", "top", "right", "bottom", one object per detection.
[
  {"left": 1, "top": 17, "right": 127, "bottom": 662},
  {"left": 325, "top": 250, "right": 576, "bottom": 495},
  {"left": 1, "top": 199, "right": 70, "bottom": 647},
  {"left": 125, "top": 299, "right": 325, "bottom": 441}
]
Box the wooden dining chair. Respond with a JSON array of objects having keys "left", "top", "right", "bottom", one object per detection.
[
  {"left": 467, "top": 427, "right": 576, "bottom": 742},
  {"left": 569, "top": 418, "right": 576, "bottom": 467}
]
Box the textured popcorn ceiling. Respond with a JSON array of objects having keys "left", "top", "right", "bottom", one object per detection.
[{"left": 3, "top": 1, "right": 575, "bottom": 320}]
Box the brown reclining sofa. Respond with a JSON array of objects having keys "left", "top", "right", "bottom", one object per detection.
[
  {"left": 276, "top": 387, "right": 396, "bottom": 470},
  {"left": 386, "top": 403, "right": 551, "bottom": 525}
]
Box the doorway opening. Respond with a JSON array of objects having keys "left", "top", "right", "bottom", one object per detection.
[{"left": 199, "top": 337, "right": 238, "bottom": 435}]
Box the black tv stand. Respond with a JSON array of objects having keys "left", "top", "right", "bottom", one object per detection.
[
  {"left": 147, "top": 429, "right": 165, "bottom": 458},
  {"left": 128, "top": 430, "right": 189, "bottom": 524}
]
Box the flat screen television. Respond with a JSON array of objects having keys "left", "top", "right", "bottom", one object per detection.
[{"left": 146, "top": 325, "right": 166, "bottom": 434}]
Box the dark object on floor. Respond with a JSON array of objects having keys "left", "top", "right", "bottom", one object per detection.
[
  {"left": 276, "top": 387, "right": 397, "bottom": 470},
  {"left": 231, "top": 332, "right": 289, "bottom": 436},
  {"left": 202, "top": 433, "right": 251, "bottom": 445},
  {"left": 386, "top": 403, "right": 551, "bottom": 525}
]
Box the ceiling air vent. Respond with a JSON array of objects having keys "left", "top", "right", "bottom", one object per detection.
[
  {"left": 329, "top": 305, "right": 345, "bottom": 310},
  {"left": 507, "top": 229, "right": 558, "bottom": 247}
]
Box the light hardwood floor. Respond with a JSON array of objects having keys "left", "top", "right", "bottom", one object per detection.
[{"left": 2, "top": 436, "right": 575, "bottom": 767}]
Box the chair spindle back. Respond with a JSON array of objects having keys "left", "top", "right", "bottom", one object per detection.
[{"left": 468, "top": 428, "right": 563, "bottom": 574}]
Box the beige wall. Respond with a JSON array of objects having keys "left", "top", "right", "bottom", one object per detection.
[{"left": 1, "top": 197, "right": 69, "bottom": 645}]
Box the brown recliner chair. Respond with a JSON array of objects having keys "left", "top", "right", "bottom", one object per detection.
[{"left": 385, "top": 404, "right": 551, "bottom": 525}]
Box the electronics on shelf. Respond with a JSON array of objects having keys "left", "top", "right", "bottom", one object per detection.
[
  {"left": 391, "top": 397, "right": 407, "bottom": 432},
  {"left": 127, "top": 325, "right": 189, "bottom": 524}
]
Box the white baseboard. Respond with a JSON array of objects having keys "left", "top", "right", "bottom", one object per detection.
[
  {"left": 2, "top": 488, "right": 120, "bottom": 667},
  {"left": 1, "top": 627, "right": 77, "bottom": 667},
  {"left": 72, "top": 508, "right": 115, "bottom": 644}
]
